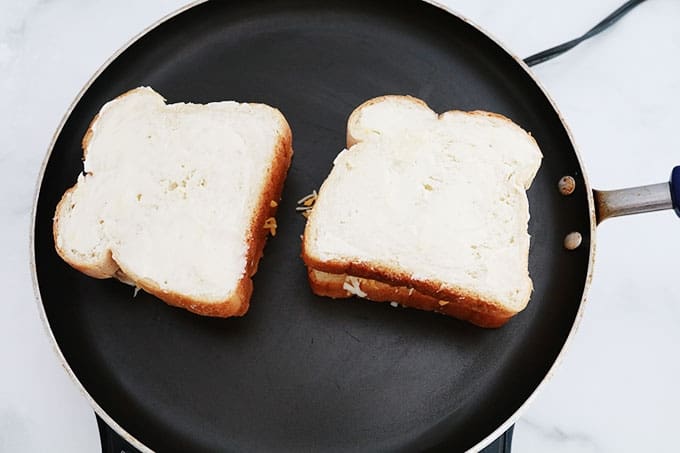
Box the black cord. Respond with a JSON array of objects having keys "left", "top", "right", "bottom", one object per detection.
[{"left": 524, "top": 0, "right": 647, "bottom": 67}]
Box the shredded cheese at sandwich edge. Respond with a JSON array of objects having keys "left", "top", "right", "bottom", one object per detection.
[
  {"left": 296, "top": 189, "right": 318, "bottom": 217},
  {"left": 342, "top": 276, "right": 367, "bottom": 298},
  {"left": 263, "top": 217, "right": 277, "bottom": 236}
]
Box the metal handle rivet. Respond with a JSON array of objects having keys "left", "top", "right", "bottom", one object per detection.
[
  {"left": 558, "top": 176, "right": 576, "bottom": 195},
  {"left": 564, "top": 232, "right": 582, "bottom": 250}
]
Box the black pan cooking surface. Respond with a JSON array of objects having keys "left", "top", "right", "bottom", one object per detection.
[{"left": 34, "top": 1, "right": 592, "bottom": 451}]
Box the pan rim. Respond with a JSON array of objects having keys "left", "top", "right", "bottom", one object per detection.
[{"left": 28, "top": 1, "right": 597, "bottom": 451}]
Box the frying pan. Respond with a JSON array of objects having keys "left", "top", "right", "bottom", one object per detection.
[{"left": 31, "top": 1, "right": 680, "bottom": 451}]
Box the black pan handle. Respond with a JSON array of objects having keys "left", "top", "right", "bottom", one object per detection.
[{"left": 594, "top": 166, "right": 680, "bottom": 224}]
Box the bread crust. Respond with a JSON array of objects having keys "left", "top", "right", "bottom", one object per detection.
[
  {"left": 301, "top": 254, "right": 517, "bottom": 327},
  {"left": 53, "top": 88, "right": 294, "bottom": 317},
  {"left": 53, "top": 186, "right": 120, "bottom": 278},
  {"left": 303, "top": 95, "right": 537, "bottom": 327},
  {"left": 346, "top": 94, "right": 539, "bottom": 153},
  {"left": 307, "top": 269, "right": 512, "bottom": 328},
  {"left": 346, "top": 95, "right": 431, "bottom": 147},
  {"left": 113, "top": 121, "right": 292, "bottom": 318}
]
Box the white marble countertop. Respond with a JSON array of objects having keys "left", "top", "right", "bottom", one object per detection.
[{"left": 2, "top": 1, "right": 679, "bottom": 451}]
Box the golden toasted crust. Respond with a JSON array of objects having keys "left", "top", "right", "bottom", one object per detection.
[
  {"left": 53, "top": 89, "right": 293, "bottom": 317},
  {"left": 81, "top": 112, "right": 99, "bottom": 158},
  {"left": 307, "top": 269, "right": 512, "bottom": 328},
  {"left": 307, "top": 265, "right": 517, "bottom": 327}
]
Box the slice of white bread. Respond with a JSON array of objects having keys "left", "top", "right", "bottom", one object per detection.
[
  {"left": 53, "top": 87, "right": 293, "bottom": 317},
  {"left": 302, "top": 96, "right": 542, "bottom": 327}
]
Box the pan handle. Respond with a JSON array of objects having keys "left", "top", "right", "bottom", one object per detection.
[{"left": 594, "top": 166, "right": 680, "bottom": 224}]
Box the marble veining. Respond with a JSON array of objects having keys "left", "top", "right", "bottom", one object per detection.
[{"left": 518, "top": 418, "right": 601, "bottom": 452}]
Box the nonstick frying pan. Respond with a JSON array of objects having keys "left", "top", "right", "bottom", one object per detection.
[{"left": 31, "top": 1, "right": 680, "bottom": 451}]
